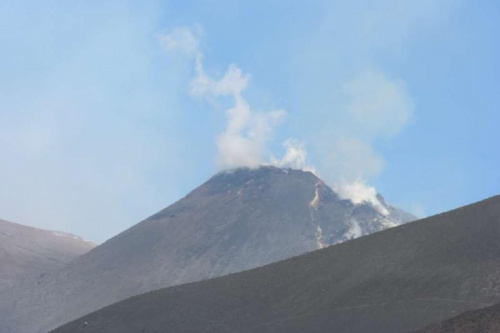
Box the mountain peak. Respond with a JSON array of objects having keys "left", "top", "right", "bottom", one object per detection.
[
  {"left": 205, "top": 166, "right": 409, "bottom": 222},
  {"left": 2, "top": 167, "right": 415, "bottom": 333},
  {"left": 210, "top": 165, "right": 317, "bottom": 184}
]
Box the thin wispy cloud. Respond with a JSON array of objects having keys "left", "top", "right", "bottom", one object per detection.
[{"left": 159, "top": 26, "right": 201, "bottom": 57}]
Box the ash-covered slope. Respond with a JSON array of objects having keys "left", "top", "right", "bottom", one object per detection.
[
  {"left": 52, "top": 196, "right": 500, "bottom": 333},
  {"left": 0, "top": 219, "right": 95, "bottom": 290},
  {"left": 2, "top": 166, "right": 412, "bottom": 333},
  {"left": 417, "top": 303, "right": 500, "bottom": 333}
]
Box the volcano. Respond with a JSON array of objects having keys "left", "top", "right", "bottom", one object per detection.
[{"left": 1, "top": 166, "right": 413, "bottom": 333}]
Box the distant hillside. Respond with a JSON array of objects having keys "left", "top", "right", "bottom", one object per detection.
[
  {"left": 1, "top": 166, "right": 414, "bottom": 333},
  {"left": 51, "top": 196, "right": 500, "bottom": 333},
  {"left": 0, "top": 219, "right": 95, "bottom": 290}
]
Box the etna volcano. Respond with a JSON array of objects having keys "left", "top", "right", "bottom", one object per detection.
[{"left": 1, "top": 166, "right": 413, "bottom": 333}]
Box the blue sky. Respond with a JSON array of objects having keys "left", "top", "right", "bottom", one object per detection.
[{"left": 1, "top": 0, "right": 499, "bottom": 242}]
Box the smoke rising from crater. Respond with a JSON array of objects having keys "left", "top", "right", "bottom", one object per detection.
[
  {"left": 161, "top": 27, "right": 413, "bottom": 210},
  {"left": 161, "top": 27, "right": 307, "bottom": 170}
]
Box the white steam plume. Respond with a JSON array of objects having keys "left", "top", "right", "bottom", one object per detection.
[
  {"left": 160, "top": 27, "right": 312, "bottom": 171},
  {"left": 190, "top": 61, "right": 286, "bottom": 169},
  {"left": 160, "top": 28, "right": 412, "bottom": 213},
  {"left": 270, "top": 139, "right": 316, "bottom": 173},
  {"left": 334, "top": 181, "right": 389, "bottom": 216}
]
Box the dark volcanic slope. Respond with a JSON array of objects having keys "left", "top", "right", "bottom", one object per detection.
[
  {"left": 1, "top": 167, "right": 412, "bottom": 333},
  {"left": 52, "top": 196, "right": 500, "bottom": 333},
  {"left": 417, "top": 303, "right": 500, "bottom": 333},
  {"left": 0, "top": 219, "right": 95, "bottom": 290}
]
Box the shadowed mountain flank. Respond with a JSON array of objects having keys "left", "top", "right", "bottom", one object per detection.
[
  {"left": 51, "top": 196, "right": 500, "bottom": 333},
  {"left": 0, "top": 166, "right": 413, "bottom": 333}
]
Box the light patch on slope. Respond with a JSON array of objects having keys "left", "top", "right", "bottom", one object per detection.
[
  {"left": 50, "top": 231, "right": 83, "bottom": 241},
  {"left": 315, "top": 225, "right": 327, "bottom": 249},
  {"left": 377, "top": 218, "right": 400, "bottom": 229},
  {"left": 309, "top": 185, "right": 320, "bottom": 209},
  {"left": 308, "top": 182, "right": 327, "bottom": 250},
  {"left": 50, "top": 231, "right": 97, "bottom": 246}
]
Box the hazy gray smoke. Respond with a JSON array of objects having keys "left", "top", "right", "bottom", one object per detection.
[
  {"left": 270, "top": 139, "right": 316, "bottom": 173},
  {"left": 321, "top": 69, "right": 414, "bottom": 211}
]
